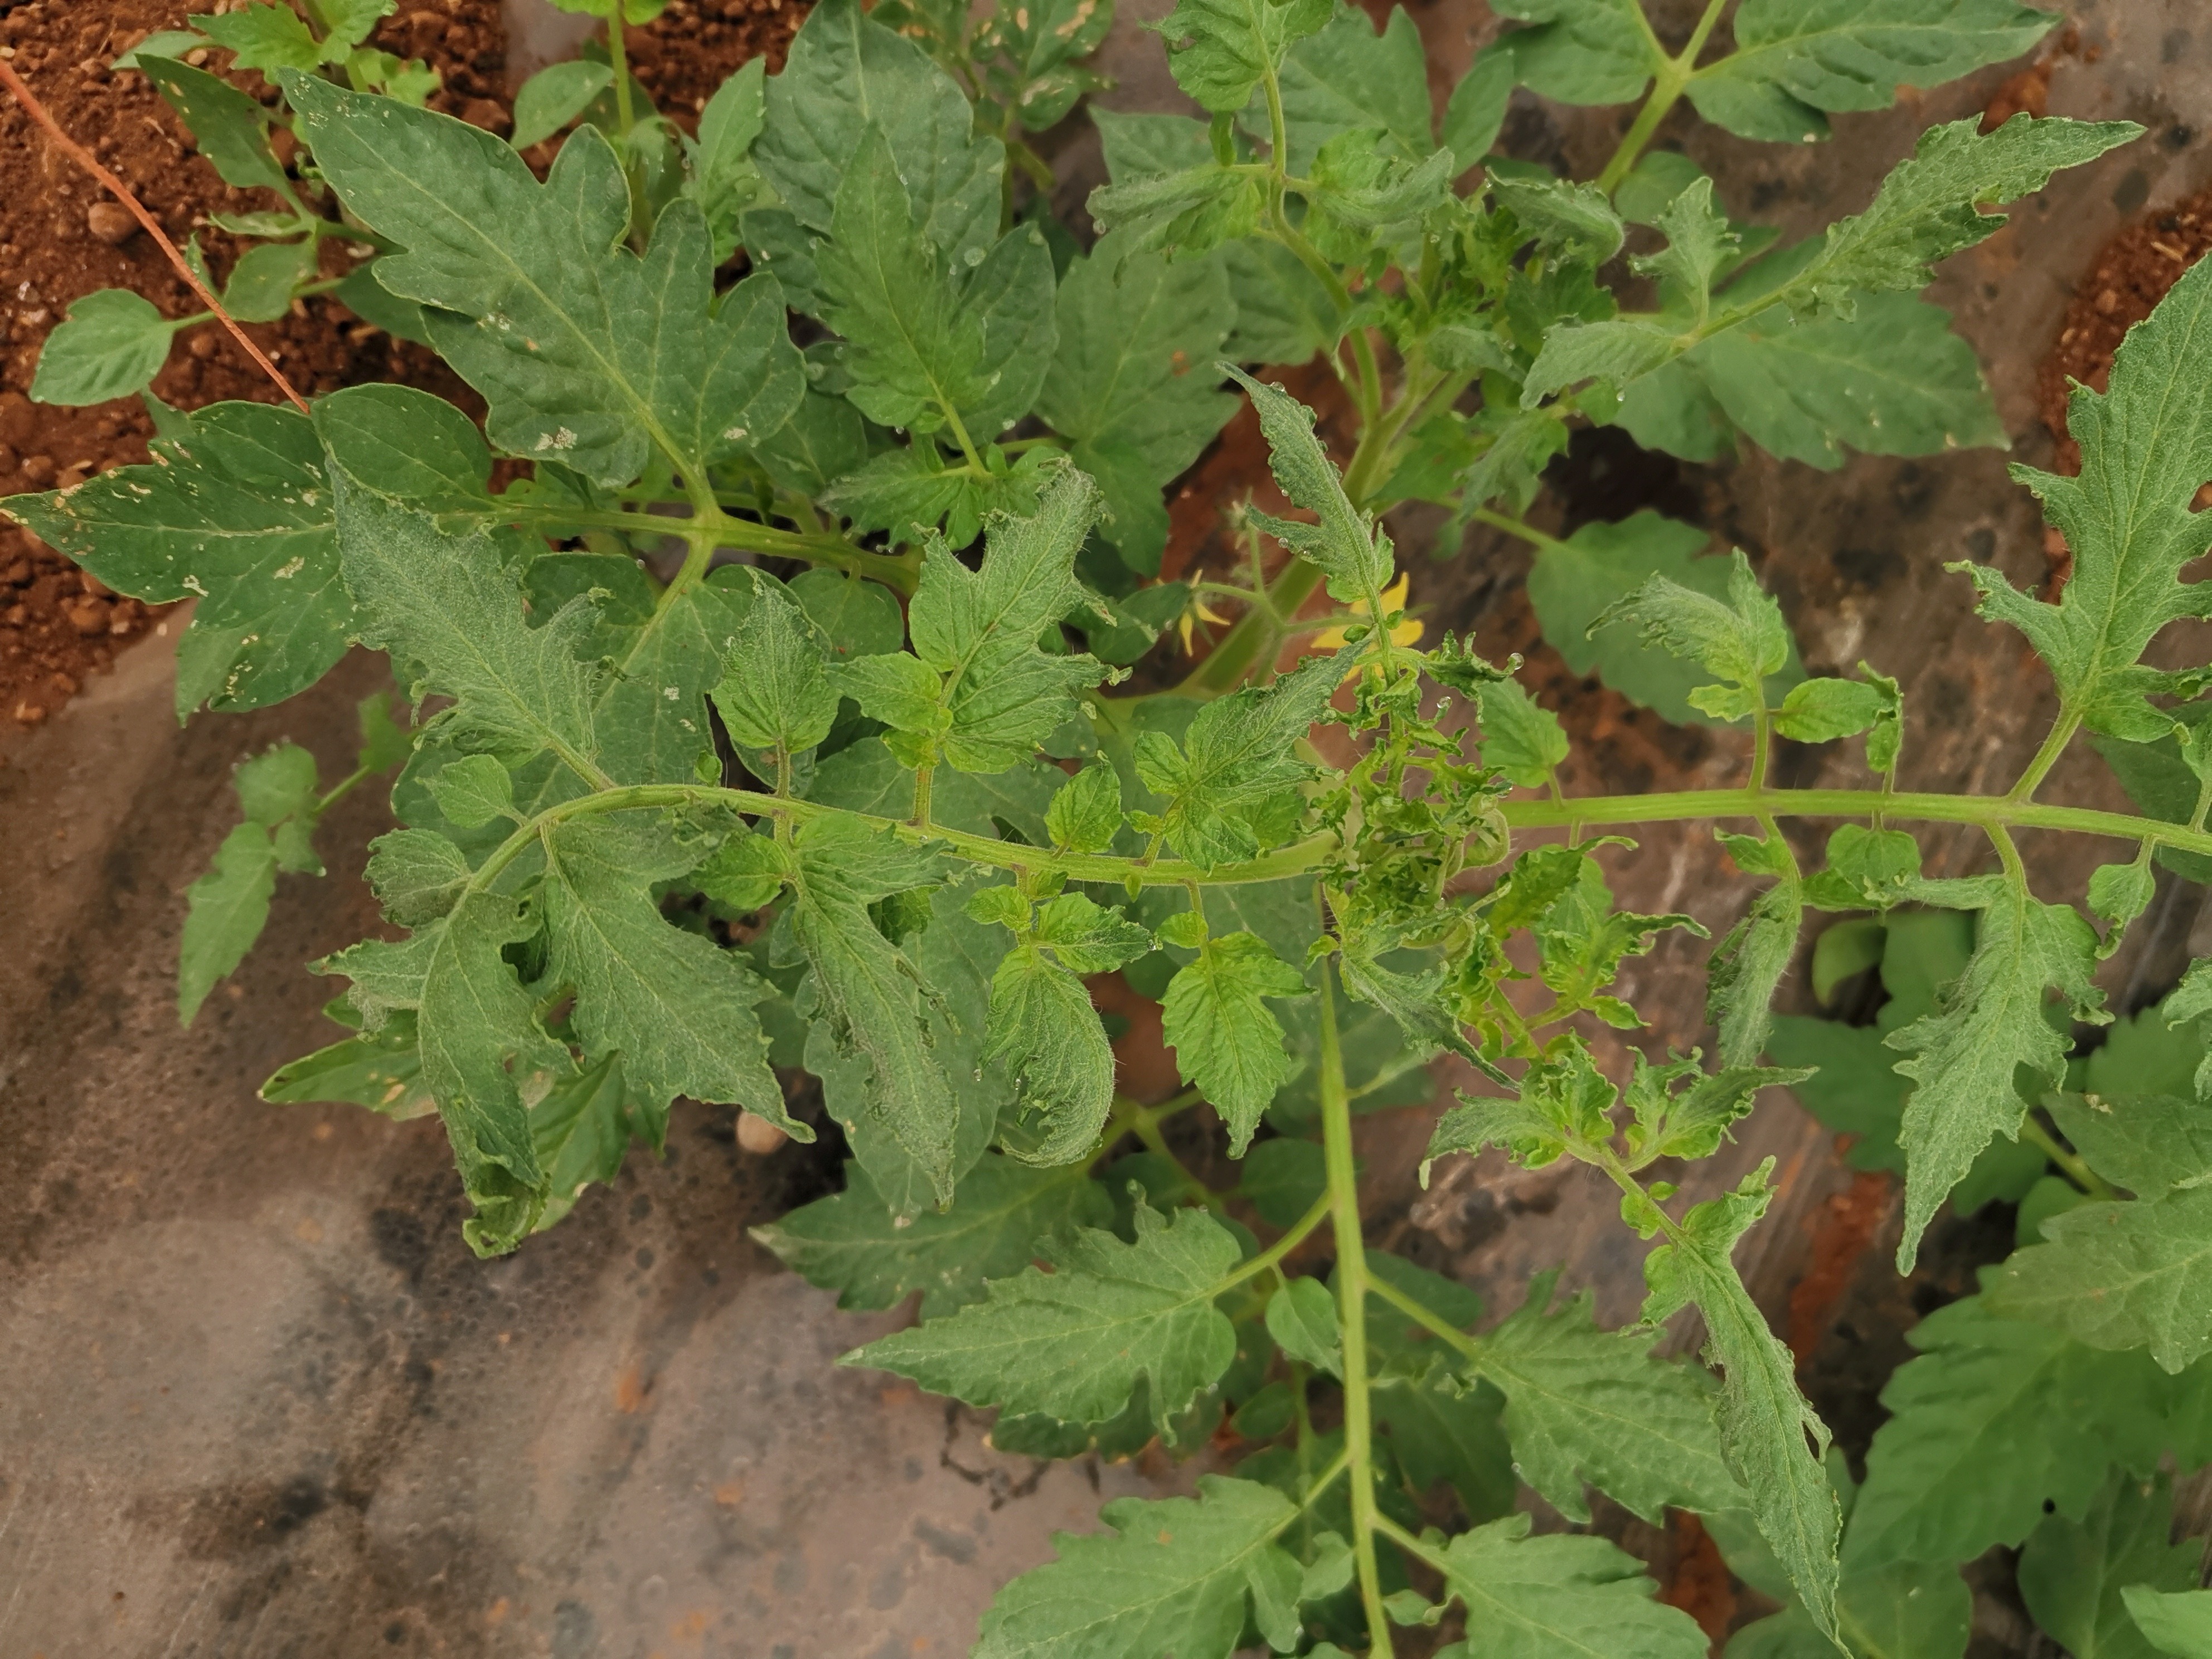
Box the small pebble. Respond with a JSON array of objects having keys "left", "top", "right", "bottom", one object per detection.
[
  {"left": 86, "top": 201, "right": 137, "bottom": 245},
  {"left": 735, "top": 1112, "right": 791, "bottom": 1154},
  {"left": 18, "top": 454, "right": 55, "bottom": 487}
]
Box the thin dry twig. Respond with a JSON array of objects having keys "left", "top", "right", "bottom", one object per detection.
[{"left": 0, "top": 54, "right": 311, "bottom": 415}]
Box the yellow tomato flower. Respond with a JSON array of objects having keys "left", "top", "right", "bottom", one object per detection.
[{"left": 1312, "top": 573, "right": 1422, "bottom": 664}]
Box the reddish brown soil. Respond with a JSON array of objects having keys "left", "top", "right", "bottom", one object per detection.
[
  {"left": 0, "top": 0, "right": 510, "bottom": 729},
  {"left": 1656, "top": 1512, "right": 1740, "bottom": 1647},
  {"left": 625, "top": 0, "right": 806, "bottom": 123},
  {"left": 1786, "top": 1170, "right": 1893, "bottom": 1362}
]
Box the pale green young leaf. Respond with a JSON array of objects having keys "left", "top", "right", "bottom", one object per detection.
[
  {"left": 328, "top": 465, "right": 602, "bottom": 782},
  {"left": 821, "top": 444, "right": 1052, "bottom": 550},
  {"left": 1525, "top": 512, "right": 1807, "bottom": 726},
  {"left": 753, "top": 0, "right": 1002, "bottom": 264},
  {"left": 1045, "top": 762, "right": 1125, "bottom": 855},
  {"left": 5, "top": 402, "right": 357, "bottom": 718},
  {"left": 1162, "top": 932, "right": 1312, "bottom": 1152},
  {"left": 1225, "top": 368, "right": 1392, "bottom": 602},
  {"left": 846, "top": 1198, "right": 1243, "bottom": 1437},
  {"left": 1491, "top": 173, "right": 1626, "bottom": 266},
  {"left": 190, "top": 3, "right": 319, "bottom": 71},
  {"left": 981, "top": 899, "right": 1148, "bottom": 1165},
  {"left": 287, "top": 75, "right": 804, "bottom": 483},
  {"left": 1428, "top": 1036, "right": 1614, "bottom": 1171},
  {"left": 1888, "top": 876, "right": 2106, "bottom": 1270},
  {"left": 1423, "top": 1514, "right": 1710, "bottom": 1659},
  {"left": 1844, "top": 1294, "right": 2201, "bottom": 1570},
  {"left": 1134, "top": 650, "right": 1337, "bottom": 867},
  {"left": 898, "top": 466, "right": 1109, "bottom": 772},
  {"left": 510, "top": 60, "right": 614, "bottom": 150},
  {"left": 1265, "top": 1275, "right": 1342, "bottom": 1375},
  {"left": 1532, "top": 855, "right": 1709, "bottom": 1027},
  {"left": 1635, "top": 177, "right": 1740, "bottom": 322},
  {"left": 973, "top": 1475, "right": 1303, "bottom": 1659},
  {"left": 1521, "top": 318, "right": 1680, "bottom": 408},
  {"left": 113, "top": 31, "right": 210, "bottom": 70},
  {"left": 1476, "top": 676, "right": 1568, "bottom": 788},
  {"left": 1789, "top": 115, "right": 2140, "bottom": 307},
  {"left": 1335, "top": 947, "right": 1497, "bottom": 1078},
  {"left": 2127, "top": 1587, "right": 2212, "bottom": 1658},
  {"left": 1085, "top": 163, "right": 1265, "bottom": 263},
  {"left": 260, "top": 1007, "right": 433, "bottom": 1119},
  {"left": 30, "top": 289, "right": 176, "bottom": 406},
  {"left": 2021, "top": 1473, "right": 2203, "bottom": 1659},
  {"left": 788, "top": 815, "right": 956, "bottom": 1197},
  {"left": 541, "top": 816, "right": 796, "bottom": 1146},
  {"left": 1964, "top": 254, "right": 2212, "bottom": 741},
  {"left": 2090, "top": 858, "right": 2158, "bottom": 959},
  {"left": 755, "top": 1157, "right": 1112, "bottom": 1318},
  {"left": 711, "top": 588, "right": 839, "bottom": 758},
  {"left": 1592, "top": 549, "right": 1792, "bottom": 722},
  {"left": 1986, "top": 1187, "right": 2212, "bottom": 1373},
  {"left": 1468, "top": 1272, "right": 1742, "bottom": 1524},
  {"left": 1641, "top": 1162, "right": 1841, "bottom": 1640},
  {"left": 323, "top": 889, "right": 562, "bottom": 1254},
  {"left": 1490, "top": 0, "right": 1663, "bottom": 104},
  {"left": 1034, "top": 236, "right": 1238, "bottom": 573},
  {"left": 426, "top": 753, "right": 515, "bottom": 830},
  {"left": 1148, "top": 0, "right": 1330, "bottom": 113},
  {"left": 139, "top": 56, "right": 290, "bottom": 192},
  {"left": 1707, "top": 860, "right": 1804, "bottom": 1069},
  {"left": 1272, "top": 4, "right": 1433, "bottom": 174},
  {"left": 364, "top": 827, "right": 472, "bottom": 926},
  {"left": 528, "top": 1053, "right": 634, "bottom": 1232},
  {"left": 1624, "top": 1055, "right": 1815, "bottom": 1165},
  {"left": 219, "top": 240, "right": 317, "bottom": 326},
  {"left": 1776, "top": 678, "right": 1884, "bottom": 743},
  {"left": 1686, "top": 0, "right": 2056, "bottom": 144},
  {"left": 180, "top": 823, "right": 280, "bottom": 1026}
]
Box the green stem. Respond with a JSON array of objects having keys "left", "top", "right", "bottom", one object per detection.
[
  {"left": 1129, "top": 1106, "right": 1228, "bottom": 1210},
  {"left": 1216, "top": 1189, "right": 1333, "bottom": 1294},
  {"left": 911, "top": 763, "right": 935, "bottom": 828},
  {"left": 606, "top": 11, "right": 635, "bottom": 137},
  {"left": 313, "top": 761, "right": 374, "bottom": 817},
  {"left": 1592, "top": 0, "right": 1731, "bottom": 195},
  {"left": 1178, "top": 560, "right": 1323, "bottom": 697},
  {"left": 1317, "top": 961, "right": 1393, "bottom": 1653},
  {"left": 2009, "top": 710, "right": 2081, "bottom": 803},
  {"left": 1366, "top": 1268, "right": 1482, "bottom": 1365},
  {"left": 1750, "top": 700, "right": 1773, "bottom": 796},
  {"left": 2019, "top": 1113, "right": 2119, "bottom": 1201}
]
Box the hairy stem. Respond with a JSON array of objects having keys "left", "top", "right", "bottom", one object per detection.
[
  {"left": 1593, "top": 0, "right": 1732, "bottom": 195},
  {"left": 1318, "top": 961, "right": 1393, "bottom": 1652},
  {"left": 2009, "top": 710, "right": 2081, "bottom": 803},
  {"left": 607, "top": 11, "right": 635, "bottom": 136},
  {"left": 2018, "top": 1113, "right": 2119, "bottom": 1202}
]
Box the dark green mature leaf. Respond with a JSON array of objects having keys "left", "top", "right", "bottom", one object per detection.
[
  {"left": 540, "top": 815, "right": 795, "bottom": 1146},
  {"left": 1641, "top": 1162, "right": 1841, "bottom": 1640},
  {"left": 1525, "top": 512, "right": 1807, "bottom": 726},
  {"left": 530, "top": 1052, "right": 636, "bottom": 1231},
  {"left": 1592, "top": 549, "right": 1792, "bottom": 724},
  {"left": 287, "top": 74, "right": 804, "bottom": 484},
  {"left": 1468, "top": 1272, "right": 1740, "bottom": 1524},
  {"left": 1889, "top": 874, "right": 2106, "bottom": 1270},
  {"left": 1422, "top": 1514, "right": 1710, "bottom": 1659},
  {"left": 2021, "top": 1473, "right": 2204, "bottom": 1659},
  {"left": 1489, "top": 0, "right": 1663, "bottom": 104},
  {"left": 139, "top": 55, "right": 290, "bottom": 192},
  {"left": 975, "top": 0, "right": 1115, "bottom": 132},
  {"left": 685, "top": 56, "right": 767, "bottom": 260},
  {"left": 1136, "top": 650, "right": 1337, "bottom": 867},
  {"left": 1987, "top": 1188, "right": 2212, "bottom": 1373},
  {"left": 1628, "top": 294, "right": 2008, "bottom": 469},
  {"left": 1163, "top": 932, "right": 1313, "bottom": 1151},
  {"left": 1272, "top": 3, "right": 1433, "bottom": 174},
  {"left": 1963, "top": 253, "right": 2212, "bottom": 741},
  {"left": 756, "top": 1157, "right": 1112, "bottom": 1318},
  {"left": 260, "top": 1007, "right": 433, "bottom": 1119},
  {"left": 1723, "top": 1536, "right": 1972, "bottom": 1659},
  {"left": 1035, "top": 235, "right": 1238, "bottom": 574},
  {"left": 4, "top": 402, "right": 353, "bottom": 718},
  {"left": 787, "top": 815, "right": 955, "bottom": 1201},
  {"left": 511, "top": 59, "right": 615, "bottom": 150},
  {"left": 1844, "top": 1292, "right": 2210, "bottom": 1569},
  {"left": 1686, "top": 0, "right": 2055, "bottom": 144},
  {"left": 365, "top": 827, "right": 472, "bottom": 926},
  {"left": 328, "top": 463, "right": 603, "bottom": 782},
  {"left": 2048, "top": 1091, "right": 2212, "bottom": 1200},
  {"left": 754, "top": 0, "right": 1001, "bottom": 264},
  {"left": 30, "top": 289, "right": 176, "bottom": 405},
  {"left": 974, "top": 1475, "right": 1304, "bottom": 1658},
  {"left": 1790, "top": 115, "right": 2140, "bottom": 307},
  {"left": 1148, "top": 0, "right": 1330, "bottom": 113},
  {"left": 1227, "top": 367, "right": 1391, "bottom": 602},
  {"left": 846, "top": 1198, "right": 1243, "bottom": 1438}
]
